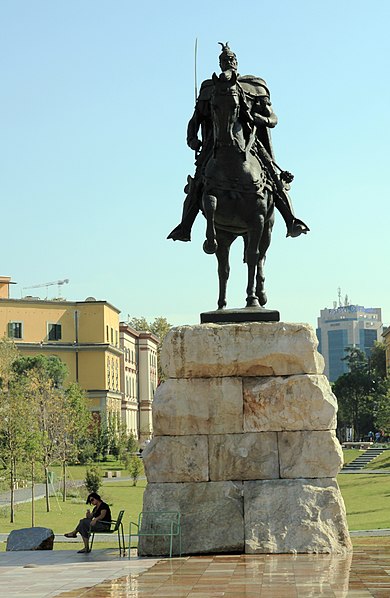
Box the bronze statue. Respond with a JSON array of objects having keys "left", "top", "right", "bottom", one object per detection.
[{"left": 168, "top": 43, "right": 309, "bottom": 310}]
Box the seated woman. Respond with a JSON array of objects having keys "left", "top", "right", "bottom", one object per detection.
[{"left": 65, "top": 492, "right": 112, "bottom": 553}]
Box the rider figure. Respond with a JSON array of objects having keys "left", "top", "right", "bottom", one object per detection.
[{"left": 167, "top": 43, "right": 309, "bottom": 242}]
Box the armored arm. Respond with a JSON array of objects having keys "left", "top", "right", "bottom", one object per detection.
[
  {"left": 252, "top": 97, "right": 278, "bottom": 129},
  {"left": 187, "top": 105, "right": 203, "bottom": 151}
]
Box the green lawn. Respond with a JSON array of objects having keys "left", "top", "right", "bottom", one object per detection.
[
  {"left": 338, "top": 473, "right": 390, "bottom": 530},
  {"left": 0, "top": 480, "right": 146, "bottom": 535},
  {"left": 3, "top": 458, "right": 390, "bottom": 544},
  {"left": 364, "top": 449, "right": 390, "bottom": 470},
  {"left": 342, "top": 449, "right": 361, "bottom": 465}
]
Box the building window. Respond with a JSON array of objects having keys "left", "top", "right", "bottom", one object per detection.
[
  {"left": 8, "top": 321, "right": 23, "bottom": 339},
  {"left": 106, "top": 325, "right": 109, "bottom": 342},
  {"left": 111, "top": 328, "right": 114, "bottom": 344},
  {"left": 48, "top": 323, "right": 62, "bottom": 341}
]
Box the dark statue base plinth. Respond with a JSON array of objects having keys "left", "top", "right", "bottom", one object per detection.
[{"left": 200, "top": 307, "right": 280, "bottom": 324}]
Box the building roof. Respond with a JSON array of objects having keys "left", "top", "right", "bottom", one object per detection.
[{"left": 0, "top": 297, "right": 121, "bottom": 314}]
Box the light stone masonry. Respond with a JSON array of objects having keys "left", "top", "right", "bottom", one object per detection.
[
  {"left": 209, "top": 432, "right": 279, "bottom": 481},
  {"left": 278, "top": 430, "right": 343, "bottom": 478},
  {"left": 244, "top": 479, "right": 351, "bottom": 554},
  {"left": 152, "top": 377, "right": 243, "bottom": 435},
  {"left": 161, "top": 322, "right": 325, "bottom": 378},
  {"left": 243, "top": 374, "right": 337, "bottom": 431},
  {"left": 142, "top": 322, "right": 351, "bottom": 555}
]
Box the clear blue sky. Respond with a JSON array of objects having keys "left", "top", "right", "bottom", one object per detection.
[{"left": 2, "top": 0, "right": 389, "bottom": 330}]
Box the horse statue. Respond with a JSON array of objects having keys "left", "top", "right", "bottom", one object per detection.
[{"left": 202, "top": 70, "right": 274, "bottom": 310}]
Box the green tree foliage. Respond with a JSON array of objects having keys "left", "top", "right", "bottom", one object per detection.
[
  {"left": 369, "top": 342, "right": 387, "bottom": 380},
  {"left": 85, "top": 464, "right": 102, "bottom": 493},
  {"left": 334, "top": 346, "right": 390, "bottom": 440},
  {"left": 129, "top": 316, "right": 172, "bottom": 382},
  {"left": 56, "top": 383, "right": 92, "bottom": 500},
  {"left": 126, "top": 455, "right": 144, "bottom": 486},
  {"left": 0, "top": 338, "right": 27, "bottom": 521},
  {"left": 13, "top": 354, "right": 67, "bottom": 387}
]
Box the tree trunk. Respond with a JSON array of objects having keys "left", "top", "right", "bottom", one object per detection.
[
  {"left": 44, "top": 465, "right": 51, "bottom": 512},
  {"left": 10, "top": 458, "right": 15, "bottom": 523},
  {"left": 62, "top": 461, "right": 66, "bottom": 502},
  {"left": 31, "top": 461, "right": 35, "bottom": 527}
]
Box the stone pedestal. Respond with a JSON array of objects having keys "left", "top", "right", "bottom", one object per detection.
[{"left": 141, "top": 322, "right": 351, "bottom": 555}]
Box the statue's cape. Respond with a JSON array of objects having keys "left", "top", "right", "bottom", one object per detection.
[{"left": 198, "top": 74, "right": 270, "bottom": 101}]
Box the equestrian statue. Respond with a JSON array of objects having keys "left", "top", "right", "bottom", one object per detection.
[{"left": 168, "top": 43, "right": 309, "bottom": 312}]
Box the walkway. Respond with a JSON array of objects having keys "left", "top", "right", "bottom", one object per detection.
[{"left": 1, "top": 547, "right": 390, "bottom": 597}]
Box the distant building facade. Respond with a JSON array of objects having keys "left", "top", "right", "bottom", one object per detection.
[
  {"left": 0, "top": 276, "right": 159, "bottom": 440},
  {"left": 316, "top": 304, "right": 383, "bottom": 382},
  {"left": 119, "top": 323, "right": 158, "bottom": 443}
]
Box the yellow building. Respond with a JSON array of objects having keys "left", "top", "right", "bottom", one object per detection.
[{"left": 0, "top": 276, "right": 122, "bottom": 422}]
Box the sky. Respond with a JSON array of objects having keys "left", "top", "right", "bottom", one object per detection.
[{"left": 1, "top": 0, "right": 389, "bottom": 331}]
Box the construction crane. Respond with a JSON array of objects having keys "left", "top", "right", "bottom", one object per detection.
[{"left": 22, "top": 279, "right": 69, "bottom": 299}]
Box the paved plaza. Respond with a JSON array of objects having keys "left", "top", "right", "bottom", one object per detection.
[{"left": 1, "top": 544, "right": 390, "bottom": 597}]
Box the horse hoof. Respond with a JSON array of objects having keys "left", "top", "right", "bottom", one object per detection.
[
  {"left": 203, "top": 240, "right": 218, "bottom": 254},
  {"left": 246, "top": 297, "right": 260, "bottom": 308},
  {"left": 258, "top": 292, "right": 267, "bottom": 306}
]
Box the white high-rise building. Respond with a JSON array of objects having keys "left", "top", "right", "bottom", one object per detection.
[{"left": 316, "top": 304, "right": 383, "bottom": 382}]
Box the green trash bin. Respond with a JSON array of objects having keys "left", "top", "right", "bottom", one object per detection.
[{"left": 47, "top": 471, "right": 56, "bottom": 484}]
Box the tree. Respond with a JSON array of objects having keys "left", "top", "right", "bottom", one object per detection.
[
  {"left": 333, "top": 347, "right": 388, "bottom": 441},
  {"left": 13, "top": 354, "right": 67, "bottom": 387},
  {"left": 0, "top": 338, "right": 28, "bottom": 522},
  {"left": 56, "top": 383, "right": 92, "bottom": 501},
  {"left": 85, "top": 464, "right": 102, "bottom": 493},
  {"left": 0, "top": 377, "right": 30, "bottom": 522},
  {"left": 369, "top": 342, "right": 387, "bottom": 380},
  {"left": 26, "top": 368, "right": 63, "bottom": 512},
  {"left": 129, "top": 316, "right": 172, "bottom": 382},
  {"left": 126, "top": 454, "right": 144, "bottom": 486}
]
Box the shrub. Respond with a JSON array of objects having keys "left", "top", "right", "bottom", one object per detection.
[
  {"left": 84, "top": 465, "right": 101, "bottom": 493},
  {"left": 126, "top": 455, "right": 144, "bottom": 486}
]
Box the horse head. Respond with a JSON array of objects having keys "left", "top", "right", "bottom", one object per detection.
[
  {"left": 211, "top": 71, "right": 242, "bottom": 149},
  {"left": 211, "top": 71, "right": 253, "bottom": 153}
]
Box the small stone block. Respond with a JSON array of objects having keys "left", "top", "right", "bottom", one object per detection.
[{"left": 7, "top": 527, "right": 55, "bottom": 551}]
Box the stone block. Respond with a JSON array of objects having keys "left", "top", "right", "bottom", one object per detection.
[
  {"left": 278, "top": 431, "right": 343, "bottom": 478},
  {"left": 139, "top": 481, "right": 244, "bottom": 555},
  {"left": 142, "top": 435, "right": 208, "bottom": 482},
  {"left": 244, "top": 479, "right": 351, "bottom": 554},
  {"left": 161, "top": 322, "right": 324, "bottom": 378},
  {"left": 244, "top": 374, "right": 337, "bottom": 432},
  {"left": 153, "top": 377, "right": 243, "bottom": 436},
  {"left": 6, "top": 527, "right": 55, "bottom": 551},
  {"left": 209, "top": 433, "right": 279, "bottom": 481}
]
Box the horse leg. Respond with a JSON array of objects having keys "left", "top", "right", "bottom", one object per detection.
[
  {"left": 215, "top": 230, "right": 236, "bottom": 309},
  {"left": 202, "top": 193, "right": 218, "bottom": 254},
  {"left": 256, "top": 200, "right": 275, "bottom": 306},
  {"left": 245, "top": 221, "right": 264, "bottom": 308}
]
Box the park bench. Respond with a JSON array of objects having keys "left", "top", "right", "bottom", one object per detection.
[
  {"left": 103, "top": 470, "right": 122, "bottom": 478},
  {"left": 128, "top": 511, "right": 181, "bottom": 558},
  {"left": 90, "top": 510, "right": 125, "bottom": 556}
]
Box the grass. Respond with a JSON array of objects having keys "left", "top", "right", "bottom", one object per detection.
[
  {"left": 0, "top": 480, "right": 146, "bottom": 535},
  {"left": 338, "top": 473, "right": 390, "bottom": 530},
  {"left": 342, "top": 449, "right": 361, "bottom": 465},
  {"left": 50, "top": 460, "right": 127, "bottom": 483},
  {"left": 3, "top": 454, "right": 390, "bottom": 546},
  {"left": 365, "top": 449, "right": 390, "bottom": 470}
]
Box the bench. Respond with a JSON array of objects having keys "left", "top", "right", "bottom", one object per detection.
[
  {"left": 128, "top": 511, "right": 181, "bottom": 558},
  {"left": 90, "top": 510, "right": 125, "bottom": 556},
  {"left": 342, "top": 442, "right": 373, "bottom": 450},
  {"left": 104, "top": 470, "right": 121, "bottom": 478}
]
